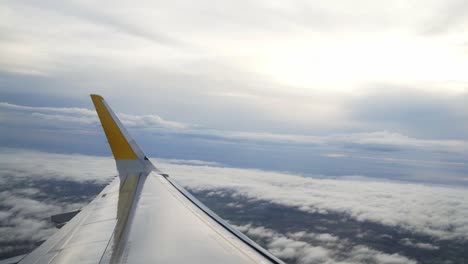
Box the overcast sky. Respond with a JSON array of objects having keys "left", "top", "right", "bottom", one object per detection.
[{"left": 1, "top": 0, "right": 468, "bottom": 184}]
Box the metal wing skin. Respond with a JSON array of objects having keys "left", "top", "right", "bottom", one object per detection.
[{"left": 18, "top": 95, "right": 284, "bottom": 264}]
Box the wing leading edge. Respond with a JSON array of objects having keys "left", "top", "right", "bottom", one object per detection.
[{"left": 18, "top": 95, "right": 284, "bottom": 264}]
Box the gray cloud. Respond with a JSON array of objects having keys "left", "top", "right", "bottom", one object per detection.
[
  {"left": 347, "top": 87, "right": 468, "bottom": 139},
  {"left": 399, "top": 238, "right": 439, "bottom": 251},
  {"left": 41, "top": 1, "right": 180, "bottom": 45},
  {"left": 420, "top": 0, "right": 468, "bottom": 35}
]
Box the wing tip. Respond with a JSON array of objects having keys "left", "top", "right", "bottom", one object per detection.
[
  {"left": 90, "top": 94, "right": 139, "bottom": 160},
  {"left": 90, "top": 94, "right": 104, "bottom": 100}
]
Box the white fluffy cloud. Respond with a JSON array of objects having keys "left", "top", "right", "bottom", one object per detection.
[
  {"left": 235, "top": 224, "right": 417, "bottom": 264},
  {"left": 1, "top": 148, "right": 467, "bottom": 242},
  {"left": 0, "top": 188, "right": 87, "bottom": 246},
  {"left": 0, "top": 148, "right": 115, "bottom": 183},
  {"left": 399, "top": 238, "right": 439, "bottom": 250},
  {"left": 0, "top": 150, "right": 100, "bottom": 257},
  {"left": 163, "top": 161, "right": 468, "bottom": 240}
]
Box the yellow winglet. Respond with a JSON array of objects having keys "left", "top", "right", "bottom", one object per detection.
[{"left": 91, "top": 94, "right": 138, "bottom": 160}]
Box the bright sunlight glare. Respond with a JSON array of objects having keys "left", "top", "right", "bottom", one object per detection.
[{"left": 254, "top": 36, "right": 468, "bottom": 93}]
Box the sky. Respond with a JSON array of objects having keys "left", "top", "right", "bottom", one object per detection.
[
  {"left": 1, "top": 0, "right": 468, "bottom": 185},
  {"left": 1, "top": 0, "right": 468, "bottom": 136},
  {"left": 1, "top": 0, "right": 468, "bottom": 263}
]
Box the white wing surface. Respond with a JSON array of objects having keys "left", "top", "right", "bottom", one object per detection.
[{"left": 18, "top": 95, "right": 284, "bottom": 264}]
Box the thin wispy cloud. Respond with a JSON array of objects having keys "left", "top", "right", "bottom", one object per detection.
[{"left": 2, "top": 102, "right": 467, "bottom": 152}]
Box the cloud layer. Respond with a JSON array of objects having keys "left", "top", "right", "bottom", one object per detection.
[
  {"left": 166, "top": 162, "right": 468, "bottom": 240},
  {"left": 1, "top": 148, "right": 467, "bottom": 262},
  {"left": 2, "top": 148, "right": 468, "bottom": 240}
]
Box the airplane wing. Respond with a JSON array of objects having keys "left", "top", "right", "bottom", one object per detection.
[{"left": 18, "top": 95, "right": 284, "bottom": 264}]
